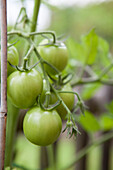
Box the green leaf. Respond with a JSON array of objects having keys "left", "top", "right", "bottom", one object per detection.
[
  {"left": 78, "top": 111, "right": 101, "bottom": 132},
  {"left": 92, "top": 37, "right": 110, "bottom": 76},
  {"left": 98, "top": 37, "right": 109, "bottom": 64},
  {"left": 81, "top": 29, "right": 98, "bottom": 65},
  {"left": 100, "top": 114, "right": 113, "bottom": 130},
  {"left": 67, "top": 38, "right": 85, "bottom": 63},
  {"left": 67, "top": 29, "right": 98, "bottom": 65},
  {"left": 81, "top": 83, "right": 101, "bottom": 100}
]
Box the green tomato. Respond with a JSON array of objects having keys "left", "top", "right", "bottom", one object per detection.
[
  {"left": 23, "top": 106, "right": 62, "bottom": 146},
  {"left": 0, "top": 45, "right": 19, "bottom": 77},
  {"left": 50, "top": 84, "right": 75, "bottom": 120},
  {"left": 7, "top": 69, "right": 43, "bottom": 109},
  {"left": 38, "top": 39, "right": 68, "bottom": 75}
]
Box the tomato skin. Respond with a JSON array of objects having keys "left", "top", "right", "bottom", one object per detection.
[
  {"left": 7, "top": 69, "right": 43, "bottom": 109},
  {"left": 0, "top": 45, "right": 19, "bottom": 77},
  {"left": 38, "top": 40, "right": 68, "bottom": 75},
  {"left": 50, "top": 84, "right": 75, "bottom": 120},
  {"left": 23, "top": 106, "right": 62, "bottom": 146}
]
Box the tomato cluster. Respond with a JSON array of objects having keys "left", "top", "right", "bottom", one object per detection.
[{"left": 7, "top": 41, "right": 75, "bottom": 146}]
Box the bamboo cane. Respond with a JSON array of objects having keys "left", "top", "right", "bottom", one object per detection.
[{"left": 0, "top": 0, "right": 7, "bottom": 169}]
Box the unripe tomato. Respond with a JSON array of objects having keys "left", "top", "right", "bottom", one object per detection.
[
  {"left": 38, "top": 39, "right": 68, "bottom": 75},
  {"left": 23, "top": 106, "right": 62, "bottom": 146},
  {"left": 50, "top": 84, "right": 75, "bottom": 120},
  {"left": 7, "top": 69, "right": 43, "bottom": 109},
  {"left": 0, "top": 45, "right": 19, "bottom": 77}
]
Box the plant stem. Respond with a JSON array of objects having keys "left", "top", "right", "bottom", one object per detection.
[
  {"left": 44, "top": 60, "right": 60, "bottom": 74},
  {"left": 7, "top": 30, "right": 29, "bottom": 38},
  {"left": 46, "top": 145, "right": 56, "bottom": 170},
  {"left": 30, "top": 0, "right": 41, "bottom": 38},
  {"left": 30, "top": 31, "right": 56, "bottom": 43},
  {"left": 58, "top": 91, "right": 81, "bottom": 102},
  {"left": 23, "top": 45, "right": 34, "bottom": 70},
  {"left": 71, "top": 77, "right": 113, "bottom": 87},
  {"left": 50, "top": 85, "right": 72, "bottom": 121},
  {"left": 0, "top": 0, "right": 7, "bottom": 169},
  {"left": 5, "top": 99, "right": 19, "bottom": 167},
  {"left": 99, "top": 62, "right": 113, "bottom": 79},
  {"left": 62, "top": 131, "right": 113, "bottom": 170},
  {"left": 8, "top": 30, "right": 57, "bottom": 44}
]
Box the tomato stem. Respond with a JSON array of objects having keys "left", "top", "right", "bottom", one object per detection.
[
  {"left": 39, "top": 95, "right": 61, "bottom": 111},
  {"left": 23, "top": 45, "right": 34, "bottom": 70},
  {"left": 14, "top": 7, "right": 28, "bottom": 30},
  {"left": 50, "top": 84, "right": 72, "bottom": 120},
  {"left": 44, "top": 60, "right": 60, "bottom": 75},
  {"left": 30, "top": 31, "right": 57, "bottom": 44},
  {"left": 58, "top": 90, "right": 81, "bottom": 102},
  {"left": 50, "top": 84, "right": 79, "bottom": 136}
]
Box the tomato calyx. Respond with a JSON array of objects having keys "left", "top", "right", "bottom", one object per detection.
[
  {"left": 62, "top": 120, "right": 80, "bottom": 138},
  {"left": 38, "top": 38, "right": 65, "bottom": 48},
  {"left": 62, "top": 73, "right": 73, "bottom": 85},
  {"left": 8, "top": 59, "right": 41, "bottom": 72},
  {"left": 72, "top": 100, "right": 88, "bottom": 115},
  {"left": 48, "top": 73, "right": 73, "bottom": 89}
]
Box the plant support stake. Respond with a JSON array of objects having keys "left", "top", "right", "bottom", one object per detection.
[{"left": 0, "top": 0, "right": 7, "bottom": 169}]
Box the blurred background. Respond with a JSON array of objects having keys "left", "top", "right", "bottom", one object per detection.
[{"left": 3, "top": 0, "right": 113, "bottom": 169}]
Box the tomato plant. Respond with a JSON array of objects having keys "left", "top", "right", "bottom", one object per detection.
[
  {"left": 0, "top": 45, "right": 19, "bottom": 76},
  {"left": 2, "top": 1, "right": 113, "bottom": 169},
  {"left": 7, "top": 69, "right": 43, "bottom": 109},
  {"left": 23, "top": 106, "right": 62, "bottom": 146},
  {"left": 38, "top": 39, "right": 68, "bottom": 75}
]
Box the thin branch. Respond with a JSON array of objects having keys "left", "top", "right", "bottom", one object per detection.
[
  {"left": 7, "top": 30, "right": 29, "bottom": 38},
  {"left": 71, "top": 77, "right": 113, "bottom": 87},
  {"left": 30, "top": 31, "right": 56, "bottom": 43},
  {"left": 72, "top": 61, "right": 113, "bottom": 87},
  {"left": 99, "top": 62, "right": 113, "bottom": 79}
]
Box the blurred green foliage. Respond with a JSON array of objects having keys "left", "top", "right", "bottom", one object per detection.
[
  {"left": 78, "top": 111, "right": 101, "bottom": 132},
  {"left": 13, "top": 135, "right": 40, "bottom": 169},
  {"left": 48, "top": 1, "right": 113, "bottom": 46}
]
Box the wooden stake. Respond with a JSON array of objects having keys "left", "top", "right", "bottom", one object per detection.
[{"left": 0, "top": 0, "right": 7, "bottom": 169}]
